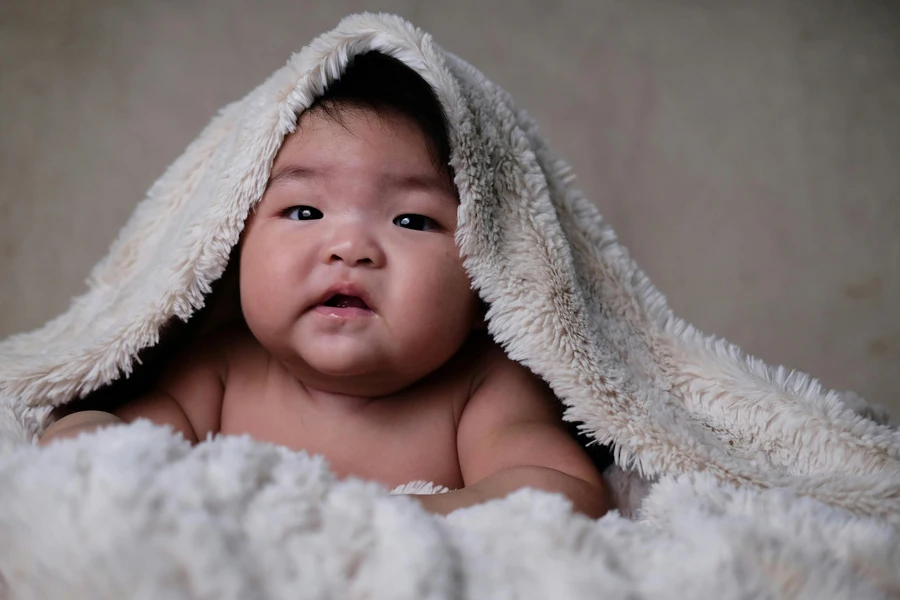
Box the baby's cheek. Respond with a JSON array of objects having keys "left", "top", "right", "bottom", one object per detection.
[
  {"left": 422, "top": 260, "right": 478, "bottom": 325},
  {"left": 240, "top": 261, "right": 284, "bottom": 330},
  {"left": 240, "top": 280, "right": 271, "bottom": 336}
]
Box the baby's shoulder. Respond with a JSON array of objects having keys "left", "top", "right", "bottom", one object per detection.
[
  {"left": 463, "top": 333, "right": 539, "bottom": 390},
  {"left": 448, "top": 333, "right": 555, "bottom": 420}
]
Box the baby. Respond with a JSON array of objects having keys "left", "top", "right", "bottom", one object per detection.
[{"left": 39, "top": 53, "right": 608, "bottom": 518}]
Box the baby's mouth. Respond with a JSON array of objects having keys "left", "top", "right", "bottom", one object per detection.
[
  {"left": 312, "top": 285, "right": 376, "bottom": 318},
  {"left": 322, "top": 294, "right": 371, "bottom": 311}
]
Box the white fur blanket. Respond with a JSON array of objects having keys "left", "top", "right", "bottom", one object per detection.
[{"left": 0, "top": 13, "right": 898, "bottom": 599}]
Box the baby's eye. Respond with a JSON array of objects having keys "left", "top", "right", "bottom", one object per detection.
[
  {"left": 285, "top": 206, "right": 323, "bottom": 220},
  {"left": 393, "top": 214, "right": 439, "bottom": 232}
]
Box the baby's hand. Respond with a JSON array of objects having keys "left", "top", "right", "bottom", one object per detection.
[
  {"left": 38, "top": 410, "right": 123, "bottom": 446},
  {"left": 407, "top": 466, "right": 606, "bottom": 517}
]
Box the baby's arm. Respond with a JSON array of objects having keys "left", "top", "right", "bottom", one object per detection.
[
  {"left": 39, "top": 337, "right": 227, "bottom": 446},
  {"left": 414, "top": 354, "right": 608, "bottom": 518},
  {"left": 38, "top": 410, "right": 125, "bottom": 445}
]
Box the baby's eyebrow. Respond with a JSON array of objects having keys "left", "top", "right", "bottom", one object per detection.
[
  {"left": 380, "top": 172, "right": 455, "bottom": 195},
  {"left": 268, "top": 165, "right": 325, "bottom": 185}
]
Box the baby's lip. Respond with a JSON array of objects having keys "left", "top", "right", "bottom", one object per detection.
[{"left": 312, "top": 282, "right": 375, "bottom": 313}]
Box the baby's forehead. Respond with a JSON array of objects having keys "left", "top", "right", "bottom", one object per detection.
[
  {"left": 269, "top": 162, "right": 456, "bottom": 197},
  {"left": 272, "top": 109, "right": 457, "bottom": 199}
]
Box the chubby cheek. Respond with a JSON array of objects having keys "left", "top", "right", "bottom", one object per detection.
[
  {"left": 393, "top": 250, "right": 478, "bottom": 349},
  {"left": 239, "top": 231, "right": 305, "bottom": 337}
]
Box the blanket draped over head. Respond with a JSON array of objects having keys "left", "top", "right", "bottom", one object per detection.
[{"left": 1, "top": 13, "right": 897, "bottom": 600}]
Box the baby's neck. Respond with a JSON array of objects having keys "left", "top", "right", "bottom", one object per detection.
[{"left": 303, "top": 385, "right": 377, "bottom": 415}]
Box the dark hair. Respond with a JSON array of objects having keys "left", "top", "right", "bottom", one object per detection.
[{"left": 306, "top": 52, "right": 451, "bottom": 170}]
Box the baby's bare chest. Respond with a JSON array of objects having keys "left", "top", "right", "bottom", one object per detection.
[{"left": 217, "top": 368, "right": 466, "bottom": 490}]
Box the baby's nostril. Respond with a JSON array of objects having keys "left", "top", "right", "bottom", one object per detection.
[{"left": 329, "top": 252, "right": 373, "bottom": 266}]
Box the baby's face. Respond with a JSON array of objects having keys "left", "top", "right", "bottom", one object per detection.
[{"left": 240, "top": 107, "right": 479, "bottom": 396}]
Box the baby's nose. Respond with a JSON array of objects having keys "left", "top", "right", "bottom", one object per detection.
[{"left": 325, "top": 230, "right": 385, "bottom": 267}]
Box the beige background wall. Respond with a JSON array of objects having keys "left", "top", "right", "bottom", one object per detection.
[{"left": 1, "top": 1, "right": 898, "bottom": 419}]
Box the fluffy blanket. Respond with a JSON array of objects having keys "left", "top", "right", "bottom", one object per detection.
[{"left": 1, "top": 13, "right": 897, "bottom": 599}]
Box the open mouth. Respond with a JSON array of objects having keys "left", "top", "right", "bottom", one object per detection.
[{"left": 321, "top": 294, "right": 371, "bottom": 311}]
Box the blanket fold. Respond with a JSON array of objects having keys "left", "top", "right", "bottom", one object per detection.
[{"left": 1, "top": 12, "right": 897, "bottom": 599}]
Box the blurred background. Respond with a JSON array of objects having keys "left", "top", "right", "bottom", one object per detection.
[{"left": 1, "top": 1, "right": 898, "bottom": 419}]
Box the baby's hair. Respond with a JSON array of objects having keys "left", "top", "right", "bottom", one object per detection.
[{"left": 306, "top": 51, "right": 451, "bottom": 170}]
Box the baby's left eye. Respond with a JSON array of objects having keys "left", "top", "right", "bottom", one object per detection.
[{"left": 393, "top": 214, "right": 440, "bottom": 232}]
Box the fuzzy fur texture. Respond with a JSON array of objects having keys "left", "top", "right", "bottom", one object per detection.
[{"left": 0, "top": 13, "right": 898, "bottom": 599}]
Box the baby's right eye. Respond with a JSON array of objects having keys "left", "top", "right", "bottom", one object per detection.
[{"left": 284, "top": 206, "right": 323, "bottom": 220}]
